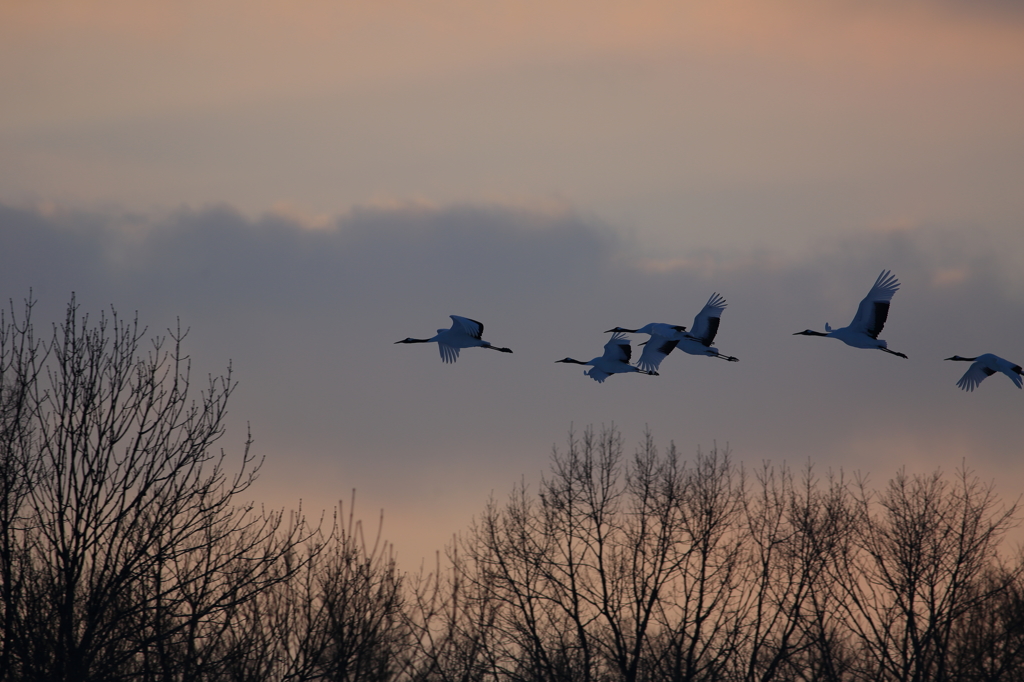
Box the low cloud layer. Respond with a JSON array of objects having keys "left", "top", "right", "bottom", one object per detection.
[{"left": 3, "top": 201, "right": 1022, "bottom": 563}]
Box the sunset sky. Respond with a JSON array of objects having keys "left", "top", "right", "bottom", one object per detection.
[{"left": 3, "top": 0, "right": 1024, "bottom": 565}]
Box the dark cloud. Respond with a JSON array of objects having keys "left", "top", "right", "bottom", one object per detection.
[{"left": 3, "top": 201, "right": 1023, "bottom": 564}]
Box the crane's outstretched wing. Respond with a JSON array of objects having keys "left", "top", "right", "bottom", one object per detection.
[
  {"left": 450, "top": 315, "right": 484, "bottom": 340},
  {"left": 998, "top": 358, "right": 1024, "bottom": 389},
  {"left": 585, "top": 367, "right": 612, "bottom": 383},
  {"left": 956, "top": 362, "right": 995, "bottom": 392},
  {"left": 689, "top": 293, "right": 727, "bottom": 347},
  {"left": 849, "top": 270, "right": 900, "bottom": 339},
  {"left": 636, "top": 334, "right": 679, "bottom": 372},
  {"left": 437, "top": 342, "right": 461, "bottom": 364},
  {"left": 603, "top": 332, "right": 632, "bottom": 364}
]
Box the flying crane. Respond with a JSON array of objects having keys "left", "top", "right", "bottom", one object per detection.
[
  {"left": 395, "top": 315, "right": 512, "bottom": 363},
  {"left": 945, "top": 354, "right": 1023, "bottom": 391},
  {"left": 556, "top": 332, "right": 658, "bottom": 383},
  {"left": 793, "top": 270, "right": 908, "bottom": 358},
  {"left": 606, "top": 293, "right": 739, "bottom": 373}
]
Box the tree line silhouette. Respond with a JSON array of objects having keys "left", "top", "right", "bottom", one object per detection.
[{"left": 2, "top": 297, "right": 1023, "bottom": 682}]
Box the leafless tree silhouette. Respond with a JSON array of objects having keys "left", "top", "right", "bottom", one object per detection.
[
  {"left": 0, "top": 296, "right": 311, "bottom": 682},
  {"left": 828, "top": 468, "right": 1022, "bottom": 682}
]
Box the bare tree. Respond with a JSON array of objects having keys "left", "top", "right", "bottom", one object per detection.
[
  {"left": 311, "top": 498, "right": 407, "bottom": 682},
  {"left": 947, "top": 566, "right": 1024, "bottom": 681},
  {"left": 0, "top": 295, "right": 310, "bottom": 682},
  {"left": 442, "top": 427, "right": 1024, "bottom": 682},
  {"left": 458, "top": 427, "right": 755, "bottom": 682},
  {"left": 829, "top": 467, "right": 1021, "bottom": 682},
  {"left": 454, "top": 426, "right": 622, "bottom": 682},
  {"left": 204, "top": 494, "right": 409, "bottom": 682},
  {"left": 400, "top": 546, "right": 502, "bottom": 682},
  {"left": 0, "top": 297, "right": 46, "bottom": 682},
  {"left": 737, "top": 463, "right": 853, "bottom": 682},
  {"left": 647, "top": 443, "right": 747, "bottom": 682}
]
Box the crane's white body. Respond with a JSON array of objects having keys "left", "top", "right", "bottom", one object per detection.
[
  {"left": 946, "top": 354, "right": 1023, "bottom": 391},
  {"left": 556, "top": 332, "right": 657, "bottom": 383},
  {"left": 395, "top": 315, "right": 512, "bottom": 363},
  {"left": 607, "top": 293, "right": 738, "bottom": 372},
  {"left": 794, "top": 270, "right": 907, "bottom": 358}
]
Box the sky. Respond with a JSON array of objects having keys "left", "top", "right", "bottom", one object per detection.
[{"left": 2, "top": 0, "right": 1024, "bottom": 566}]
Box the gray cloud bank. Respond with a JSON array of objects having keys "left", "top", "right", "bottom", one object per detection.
[{"left": 3, "top": 201, "right": 1022, "bottom": 563}]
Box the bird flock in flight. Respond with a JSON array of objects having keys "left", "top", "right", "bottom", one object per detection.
[{"left": 396, "top": 270, "right": 1023, "bottom": 392}]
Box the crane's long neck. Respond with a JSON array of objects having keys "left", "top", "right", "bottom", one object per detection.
[
  {"left": 557, "top": 358, "right": 589, "bottom": 365},
  {"left": 395, "top": 337, "right": 433, "bottom": 344}
]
